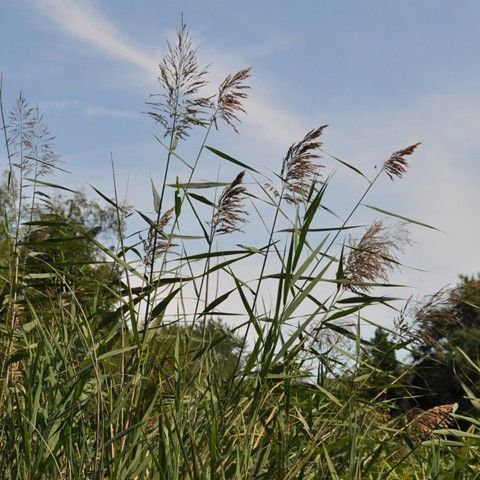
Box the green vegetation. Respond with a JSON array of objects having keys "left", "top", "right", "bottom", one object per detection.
[{"left": 1, "top": 23, "right": 479, "bottom": 479}]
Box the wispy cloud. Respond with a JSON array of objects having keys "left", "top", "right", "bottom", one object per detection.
[
  {"left": 31, "top": 0, "right": 306, "bottom": 146},
  {"left": 41, "top": 99, "right": 140, "bottom": 120},
  {"left": 35, "top": 0, "right": 156, "bottom": 73}
]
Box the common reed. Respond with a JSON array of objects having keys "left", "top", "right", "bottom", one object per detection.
[
  {"left": 146, "top": 21, "right": 211, "bottom": 141},
  {"left": 344, "top": 220, "right": 410, "bottom": 291},
  {"left": 407, "top": 403, "right": 455, "bottom": 439},
  {"left": 210, "top": 171, "right": 248, "bottom": 235},
  {"left": 214, "top": 68, "right": 251, "bottom": 133},
  {"left": 395, "top": 287, "right": 462, "bottom": 352},
  {"left": 1, "top": 21, "right": 479, "bottom": 480},
  {"left": 281, "top": 125, "right": 327, "bottom": 204},
  {"left": 141, "top": 207, "right": 175, "bottom": 267},
  {"left": 384, "top": 142, "right": 421, "bottom": 181}
]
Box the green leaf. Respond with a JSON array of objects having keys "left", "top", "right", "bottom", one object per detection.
[
  {"left": 278, "top": 225, "right": 363, "bottom": 233},
  {"left": 434, "top": 429, "right": 480, "bottom": 440},
  {"left": 322, "top": 445, "right": 340, "bottom": 480},
  {"left": 168, "top": 181, "right": 230, "bottom": 189},
  {"left": 336, "top": 295, "right": 400, "bottom": 304},
  {"left": 181, "top": 249, "right": 249, "bottom": 261},
  {"left": 23, "top": 273, "right": 57, "bottom": 280},
  {"left": 325, "top": 304, "right": 365, "bottom": 322},
  {"left": 168, "top": 234, "right": 204, "bottom": 240},
  {"left": 90, "top": 185, "right": 122, "bottom": 210},
  {"left": 153, "top": 133, "right": 193, "bottom": 169},
  {"left": 291, "top": 236, "right": 328, "bottom": 286},
  {"left": 336, "top": 244, "right": 345, "bottom": 291},
  {"left": 364, "top": 204, "right": 438, "bottom": 230},
  {"left": 25, "top": 178, "right": 78, "bottom": 193},
  {"left": 281, "top": 260, "right": 333, "bottom": 322},
  {"left": 293, "top": 179, "right": 328, "bottom": 270},
  {"left": 151, "top": 178, "right": 161, "bottom": 213},
  {"left": 198, "top": 289, "right": 235, "bottom": 317},
  {"left": 233, "top": 276, "right": 262, "bottom": 337},
  {"left": 175, "top": 180, "right": 181, "bottom": 218},
  {"left": 321, "top": 149, "right": 368, "bottom": 180},
  {"left": 323, "top": 278, "right": 406, "bottom": 288},
  {"left": 187, "top": 192, "right": 215, "bottom": 207},
  {"left": 150, "top": 287, "right": 182, "bottom": 318},
  {"left": 205, "top": 146, "right": 259, "bottom": 173},
  {"left": 97, "top": 346, "right": 137, "bottom": 362},
  {"left": 22, "top": 220, "right": 67, "bottom": 227},
  {"left": 184, "top": 192, "right": 210, "bottom": 243},
  {"left": 137, "top": 211, "right": 163, "bottom": 233}
]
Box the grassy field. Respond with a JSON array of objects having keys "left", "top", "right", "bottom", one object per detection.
[{"left": 1, "top": 23, "right": 479, "bottom": 479}]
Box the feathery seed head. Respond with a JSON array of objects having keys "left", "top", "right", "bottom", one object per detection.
[
  {"left": 408, "top": 404, "right": 455, "bottom": 439},
  {"left": 211, "top": 171, "right": 248, "bottom": 235},
  {"left": 409, "top": 287, "right": 461, "bottom": 350},
  {"left": 282, "top": 126, "right": 327, "bottom": 204},
  {"left": 146, "top": 22, "right": 211, "bottom": 140},
  {"left": 8, "top": 94, "right": 59, "bottom": 176},
  {"left": 344, "top": 221, "right": 411, "bottom": 291},
  {"left": 384, "top": 142, "right": 421, "bottom": 181},
  {"left": 215, "top": 68, "right": 251, "bottom": 133},
  {"left": 142, "top": 207, "right": 175, "bottom": 266}
]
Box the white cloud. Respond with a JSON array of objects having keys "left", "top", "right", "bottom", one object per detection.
[
  {"left": 31, "top": 0, "right": 306, "bottom": 147},
  {"left": 41, "top": 99, "right": 140, "bottom": 119},
  {"left": 35, "top": 0, "right": 156, "bottom": 73}
]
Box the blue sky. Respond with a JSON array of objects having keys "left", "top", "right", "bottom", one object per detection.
[{"left": 2, "top": 0, "right": 480, "bottom": 326}]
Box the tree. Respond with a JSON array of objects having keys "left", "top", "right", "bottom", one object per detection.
[
  {"left": 0, "top": 93, "right": 122, "bottom": 330},
  {"left": 408, "top": 275, "right": 480, "bottom": 412},
  {"left": 357, "top": 327, "right": 400, "bottom": 402},
  {"left": 0, "top": 176, "right": 122, "bottom": 328},
  {"left": 149, "top": 318, "right": 244, "bottom": 379}
]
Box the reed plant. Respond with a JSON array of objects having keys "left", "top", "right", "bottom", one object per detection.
[{"left": 0, "top": 23, "right": 479, "bottom": 480}]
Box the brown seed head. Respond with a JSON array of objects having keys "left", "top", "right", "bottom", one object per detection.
[
  {"left": 409, "top": 287, "right": 461, "bottom": 350},
  {"left": 146, "top": 22, "right": 211, "bottom": 140},
  {"left": 211, "top": 171, "right": 248, "bottom": 235},
  {"left": 282, "top": 126, "right": 327, "bottom": 204},
  {"left": 215, "top": 68, "right": 251, "bottom": 133},
  {"left": 407, "top": 403, "right": 455, "bottom": 439},
  {"left": 344, "top": 221, "right": 411, "bottom": 291},
  {"left": 384, "top": 142, "right": 421, "bottom": 181},
  {"left": 142, "top": 207, "right": 175, "bottom": 266}
]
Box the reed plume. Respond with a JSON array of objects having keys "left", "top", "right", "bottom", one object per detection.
[
  {"left": 8, "top": 94, "right": 59, "bottom": 177},
  {"left": 142, "top": 207, "right": 175, "bottom": 266},
  {"left": 344, "top": 220, "right": 410, "bottom": 291},
  {"left": 407, "top": 403, "right": 455, "bottom": 439},
  {"left": 281, "top": 125, "right": 327, "bottom": 204},
  {"left": 146, "top": 21, "right": 211, "bottom": 141},
  {"left": 214, "top": 68, "right": 251, "bottom": 133},
  {"left": 211, "top": 171, "right": 248, "bottom": 235},
  {"left": 8, "top": 93, "right": 34, "bottom": 172},
  {"left": 28, "top": 106, "right": 60, "bottom": 177},
  {"left": 411, "top": 287, "right": 461, "bottom": 350},
  {"left": 384, "top": 142, "right": 421, "bottom": 181}
]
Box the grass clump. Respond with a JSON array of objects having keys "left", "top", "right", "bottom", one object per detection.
[{"left": 1, "top": 22, "right": 479, "bottom": 480}]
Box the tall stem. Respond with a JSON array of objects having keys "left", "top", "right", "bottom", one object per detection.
[
  {"left": 148, "top": 117, "right": 216, "bottom": 333},
  {"left": 0, "top": 73, "right": 14, "bottom": 194},
  {"left": 143, "top": 124, "right": 177, "bottom": 333},
  {"left": 232, "top": 184, "right": 286, "bottom": 377}
]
